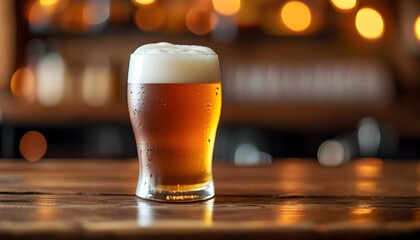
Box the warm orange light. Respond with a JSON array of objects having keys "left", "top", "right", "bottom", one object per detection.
[
  {"left": 28, "top": 1, "right": 53, "bottom": 28},
  {"left": 132, "top": 0, "right": 156, "bottom": 6},
  {"left": 415, "top": 16, "right": 420, "bottom": 42},
  {"left": 237, "top": 1, "right": 259, "bottom": 27},
  {"left": 355, "top": 7, "right": 384, "bottom": 41},
  {"left": 329, "top": 0, "right": 357, "bottom": 12},
  {"left": 354, "top": 159, "right": 381, "bottom": 194},
  {"left": 10, "top": 68, "right": 36, "bottom": 101},
  {"left": 280, "top": 1, "right": 312, "bottom": 32},
  {"left": 352, "top": 207, "right": 373, "bottom": 215},
  {"left": 57, "top": 1, "right": 89, "bottom": 32},
  {"left": 19, "top": 131, "right": 48, "bottom": 162},
  {"left": 186, "top": 7, "right": 217, "bottom": 35},
  {"left": 350, "top": 205, "right": 374, "bottom": 223},
  {"left": 355, "top": 158, "right": 383, "bottom": 179},
  {"left": 37, "top": 0, "right": 68, "bottom": 13},
  {"left": 277, "top": 204, "right": 305, "bottom": 224},
  {"left": 39, "top": 0, "right": 58, "bottom": 6},
  {"left": 356, "top": 181, "right": 377, "bottom": 194},
  {"left": 134, "top": 6, "right": 165, "bottom": 32},
  {"left": 212, "top": 0, "right": 240, "bottom": 16}
]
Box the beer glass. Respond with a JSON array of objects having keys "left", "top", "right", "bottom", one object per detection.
[{"left": 127, "top": 42, "right": 221, "bottom": 202}]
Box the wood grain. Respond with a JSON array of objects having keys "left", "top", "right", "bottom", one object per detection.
[{"left": 0, "top": 158, "right": 419, "bottom": 239}]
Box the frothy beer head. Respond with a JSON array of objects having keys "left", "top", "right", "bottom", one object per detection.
[{"left": 128, "top": 42, "right": 220, "bottom": 84}]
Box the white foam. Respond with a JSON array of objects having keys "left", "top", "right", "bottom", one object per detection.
[{"left": 128, "top": 42, "right": 220, "bottom": 84}]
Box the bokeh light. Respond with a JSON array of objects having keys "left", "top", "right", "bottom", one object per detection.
[
  {"left": 212, "top": 0, "right": 240, "bottom": 16},
  {"left": 186, "top": 7, "right": 217, "bottom": 35},
  {"left": 415, "top": 15, "right": 420, "bottom": 42},
  {"left": 160, "top": 1, "right": 189, "bottom": 33},
  {"left": 82, "top": 0, "right": 110, "bottom": 26},
  {"left": 317, "top": 140, "right": 350, "bottom": 167},
  {"left": 82, "top": 53, "right": 112, "bottom": 106},
  {"left": 237, "top": 1, "right": 260, "bottom": 27},
  {"left": 10, "top": 67, "right": 36, "bottom": 102},
  {"left": 280, "top": 1, "right": 312, "bottom": 32},
  {"left": 329, "top": 0, "right": 357, "bottom": 12},
  {"left": 19, "top": 131, "right": 48, "bottom": 162},
  {"left": 58, "top": 1, "right": 90, "bottom": 32},
  {"left": 132, "top": 0, "right": 156, "bottom": 7},
  {"left": 28, "top": 1, "right": 53, "bottom": 31},
  {"left": 40, "top": 0, "right": 58, "bottom": 6},
  {"left": 37, "top": 52, "right": 66, "bottom": 106},
  {"left": 134, "top": 6, "right": 165, "bottom": 32},
  {"left": 355, "top": 7, "right": 384, "bottom": 41},
  {"left": 36, "top": 0, "right": 68, "bottom": 13}
]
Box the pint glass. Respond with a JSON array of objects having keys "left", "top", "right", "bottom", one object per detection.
[{"left": 127, "top": 42, "right": 222, "bottom": 202}]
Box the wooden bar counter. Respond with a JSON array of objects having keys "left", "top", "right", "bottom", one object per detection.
[{"left": 0, "top": 158, "right": 419, "bottom": 239}]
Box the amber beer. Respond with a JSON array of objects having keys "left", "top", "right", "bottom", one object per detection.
[{"left": 127, "top": 43, "right": 221, "bottom": 202}]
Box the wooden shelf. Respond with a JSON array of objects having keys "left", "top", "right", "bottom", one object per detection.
[
  {"left": 1, "top": 96, "right": 420, "bottom": 137},
  {"left": 221, "top": 102, "right": 420, "bottom": 134},
  {"left": 0, "top": 97, "right": 129, "bottom": 126}
]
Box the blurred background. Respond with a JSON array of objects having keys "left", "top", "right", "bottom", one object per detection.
[{"left": 0, "top": 0, "right": 419, "bottom": 165}]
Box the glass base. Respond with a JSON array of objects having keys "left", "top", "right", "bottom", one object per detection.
[{"left": 136, "top": 181, "right": 215, "bottom": 202}]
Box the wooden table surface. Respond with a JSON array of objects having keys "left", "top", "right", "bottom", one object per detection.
[{"left": 0, "top": 158, "right": 419, "bottom": 239}]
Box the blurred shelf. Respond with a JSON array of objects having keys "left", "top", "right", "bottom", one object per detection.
[
  {"left": 2, "top": 96, "right": 420, "bottom": 137},
  {"left": 0, "top": 97, "right": 128, "bottom": 126},
  {"left": 221, "top": 102, "right": 420, "bottom": 136}
]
